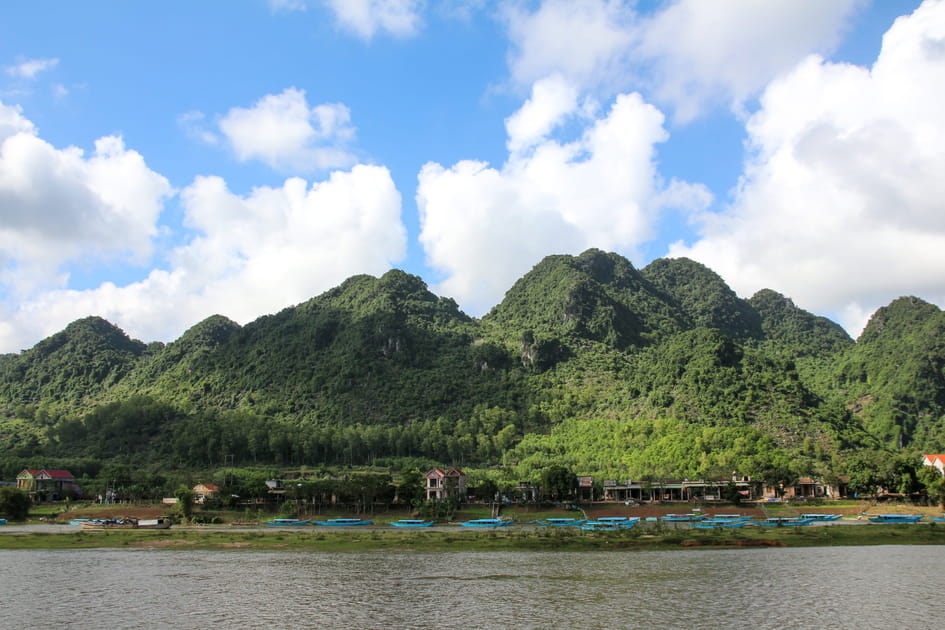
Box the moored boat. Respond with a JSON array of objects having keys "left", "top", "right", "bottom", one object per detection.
[
  {"left": 0, "top": 518, "right": 6, "bottom": 525},
  {"left": 313, "top": 518, "right": 373, "bottom": 526},
  {"left": 264, "top": 518, "right": 312, "bottom": 527},
  {"left": 459, "top": 518, "right": 513, "bottom": 528},
  {"left": 580, "top": 517, "right": 639, "bottom": 531},
  {"left": 694, "top": 519, "right": 749, "bottom": 529},
  {"left": 661, "top": 513, "right": 705, "bottom": 522},
  {"left": 137, "top": 518, "right": 172, "bottom": 529},
  {"left": 868, "top": 514, "right": 923, "bottom": 524},
  {"left": 80, "top": 518, "right": 141, "bottom": 530},
  {"left": 801, "top": 513, "right": 842, "bottom": 521},
  {"left": 535, "top": 517, "right": 586, "bottom": 527},
  {"left": 759, "top": 517, "right": 813, "bottom": 527},
  {"left": 389, "top": 519, "right": 435, "bottom": 528},
  {"left": 932, "top": 515, "right": 945, "bottom": 523}
]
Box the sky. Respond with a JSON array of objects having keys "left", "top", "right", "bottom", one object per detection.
[{"left": 1, "top": 0, "right": 943, "bottom": 354}]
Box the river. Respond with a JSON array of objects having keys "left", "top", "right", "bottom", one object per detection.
[{"left": 2, "top": 545, "right": 941, "bottom": 629}]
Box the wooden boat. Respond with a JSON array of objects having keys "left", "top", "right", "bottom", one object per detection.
[
  {"left": 459, "top": 518, "right": 513, "bottom": 528},
  {"left": 79, "top": 518, "right": 134, "bottom": 530},
  {"left": 389, "top": 519, "right": 435, "bottom": 528},
  {"left": 579, "top": 517, "right": 639, "bottom": 531},
  {"left": 313, "top": 518, "right": 373, "bottom": 526},
  {"left": 535, "top": 517, "right": 586, "bottom": 527},
  {"left": 868, "top": 514, "right": 923, "bottom": 524},
  {"left": 801, "top": 513, "right": 842, "bottom": 521},
  {"left": 263, "top": 518, "right": 312, "bottom": 527}
]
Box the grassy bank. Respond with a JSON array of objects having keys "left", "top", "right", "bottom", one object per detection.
[{"left": 4, "top": 522, "right": 945, "bottom": 552}]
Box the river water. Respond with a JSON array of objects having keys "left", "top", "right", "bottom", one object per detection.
[{"left": 2, "top": 545, "right": 941, "bottom": 629}]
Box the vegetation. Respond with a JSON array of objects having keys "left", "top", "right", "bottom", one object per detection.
[{"left": 1, "top": 249, "right": 944, "bottom": 500}]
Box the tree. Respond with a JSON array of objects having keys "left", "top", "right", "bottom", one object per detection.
[
  {"left": 541, "top": 465, "right": 577, "bottom": 502},
  {"left": 396, "top": 467, "right": 424, "bottom": 505},
  {"left": 0, "top": 487, "right": 30, "bottom": 520},
  {"left": 173, "top": 485, "right": 195, "bottom": 521},
  {"left": 918, "top": 466, "right": 945, "bottom": 509}
]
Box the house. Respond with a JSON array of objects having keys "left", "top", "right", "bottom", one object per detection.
[
  {"left": 922, "top": 454, "right": 945, "bottom": 476},
  {"left": 192, "top": 483, "right": 220, "bottom": 504},
  {"left": 424, "top": 468, "right": 466, "bottom": 501},
  {"left": 16, "top": 469, "right": 77, "bottom": 501}
]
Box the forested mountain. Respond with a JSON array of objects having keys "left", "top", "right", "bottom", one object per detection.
[{"left": 1, "top": 249, "right": 943, "bottom": 488}]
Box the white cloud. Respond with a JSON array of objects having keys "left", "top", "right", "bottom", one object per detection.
[
  {"left": 670, "top": 0, "right": 945, "bottom": 336},
  {"left": 177, "top": 110, "right": 218, "bottom": 145},
  {"left": 5, "top": 57, "right": 59, "bottom": 80},
  {"left": 324, "top": 0, "right": 424, "bottom": 40},
  {"left": 218, "top": 87, "right": 356, "bottom": 172},
  {"left": 503, "top": 0, "right": 863, "bottom": 121},
  {"left": 0, "top": 164, "right": 407, "bottom": 353},
  {"left": 0, "top": 102, "right": 172, "bottom": 296},
  {"left": 417, "top": 81, "right": 710, "bottom": 315}
]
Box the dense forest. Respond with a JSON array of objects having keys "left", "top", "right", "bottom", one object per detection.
[{"left": 1, "top": 249, "right": 943, "bottom": 498}]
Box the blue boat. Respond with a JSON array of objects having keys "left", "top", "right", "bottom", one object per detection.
[
  {"left": 932, "top": 515, "right": 945, "bottom": 523},
  {"left": 68, "top": 518, "right": 91, "bottom": 526},
  {"left": 389, "top": 519, "right": 435, "bottom": 528},
  {"left": 313, "top": 518, "right": 373, "bottom": 526},
  {"left": 694, "top": 519, "right": 749, "bottom": 529},
  {"left": 264, "top": 518, "right": 312, "bottom": 527},
  {"left": 459, "top": 518, "right": 513, "bottom": 528},
  {"left": 868, "top": 514, "right": 923, "bottom": 524},
  {"left": 580, "top": 517, "right": 639, "bottom": 531},
  {"left": 801, "top": 513, "right": 842, "bottom": 521},
  {"left": 535, "top": 517, "right": 586, "bottom": 527},
  {"left": 759, "top": 517, "right": 814, "bottom": 527},
  {"left": 0, "top": 518, "right": 6, "bottom": 526},
  {"left": 661, "top": 513, "right": 705, "bottom": 522}
]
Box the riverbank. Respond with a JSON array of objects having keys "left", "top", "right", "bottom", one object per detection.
[{"left": 3, "top": 521, "right": 945, "bottom": 551}]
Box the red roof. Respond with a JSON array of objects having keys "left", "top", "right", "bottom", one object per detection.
[{"left": 43, "top": 469, "right": 75, "bottom": 479}]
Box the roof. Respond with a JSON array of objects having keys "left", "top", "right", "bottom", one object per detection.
[
  {"left": 42, "top": 469, "right": 75, "bottom": 479},
  {"left": 17, "top": 468, "right": 73, "bottom": 479},
  {"left": 194, "top": 483, "right": 220, "bottom": 491},
  {"left": 425, "top": 468, "right": 447, "bottom": 478},
  {"left": 923, "top": 454, "right": 945, "bottom": 465}
]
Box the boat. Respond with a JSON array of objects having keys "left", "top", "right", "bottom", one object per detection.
[
  {"left": 263, "top": 518, "right": 313, "bottom": 527},
  {"left": 389, "top": 519, "right": 435, "bottom": 528},
  {"left": 661, "top": 513, "right": 705, "bottom": 522},
  {"left": 313, "top": 518, "right": 373, "bottom": 526},
  {"left": 79, "top": 518, "right": 147, "bottom": 530},
  {"left": 707, "top": 514, "right": 753, "bottom": 521},
  {"left": 579, "top": 518, "right": 639, "bottom": 531},
  {"left": 759, "top": 517, "right": 814, "bottom": 527},
  {"left": 0, "top": 518, "right": 6, "bottom": 525},
  {"left": 694, "top": 519, "right": 749, "bottom": 529},
  {"left": 868, "top": 514, "right": 923, "bottom": 524},
  {"left": 535, "top": 517, "right": 586, "bottom": 527},
  {"left": 137, "top": 518, "right": 172, "bottom": 529},
  {"left": 459, "top": 518, "right": 513, "bottom": 528},
  {"left": 68, "top": 518, "right": 91, "bottom": 526},
  {"left": 932, "top": 515, "right": 945, "bottom": 523},
  {"left": 801, "top": 513, "right": 842, "bottom": 521}
]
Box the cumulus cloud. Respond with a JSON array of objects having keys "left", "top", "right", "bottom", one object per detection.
[
  {"left": 670, "top": 0, "right": 945, "bottom": 336},
  {"left": 0, "top": 102, "right": 172, "bottom": 296},
  {"left": 0, "top": 164, "right": 407, "bottom": 352},
  {"left": 503, "top": 0, "right": 862, "bottom": 121},
  {"left": 417, "top": 80, "right": 710, "bottom": 315},
  {"left": 324, "top": 0, "right": 424, "bottom": 40},
  {"left": 5, "top": 57, "right": 59, "bottom": 79},
  {"left": 218, "top": 87, "right": 356, "bottom": 172}
]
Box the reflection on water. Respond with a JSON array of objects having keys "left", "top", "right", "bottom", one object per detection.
[{"left": 3, "top": 546, "right": 943, "bottom": 629}]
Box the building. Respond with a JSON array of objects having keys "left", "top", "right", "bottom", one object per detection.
[
  {"left": 15, "top": 469, "right": 78, "bottom": 501},
  {"left": 424, "top": 468, "right": 466, "bottom": 501},
  {"left": 192, "top": 483, "right": 220, "bottom": 504},
  {"left": 603, "top": 477, "right": 757, "bottom": 502},
  {"left": 922, "top": 454, "right": 945, "bottom": 476}
]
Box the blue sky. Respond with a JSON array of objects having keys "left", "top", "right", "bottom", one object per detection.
[{"left": 1, "top": 0, "right": 942, "bottom": 353}]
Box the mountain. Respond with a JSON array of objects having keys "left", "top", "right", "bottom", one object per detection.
[{"left": 0, "top": 250, "right": 942, "bottom": 481}]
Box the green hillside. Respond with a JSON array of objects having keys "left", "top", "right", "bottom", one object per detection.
[{"left": 1, "top": 250, "right": 942, "bottom": 490}]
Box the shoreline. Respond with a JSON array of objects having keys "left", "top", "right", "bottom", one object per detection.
[{"left": 3, "top": 521, "right": 945, "bottom": 551}]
